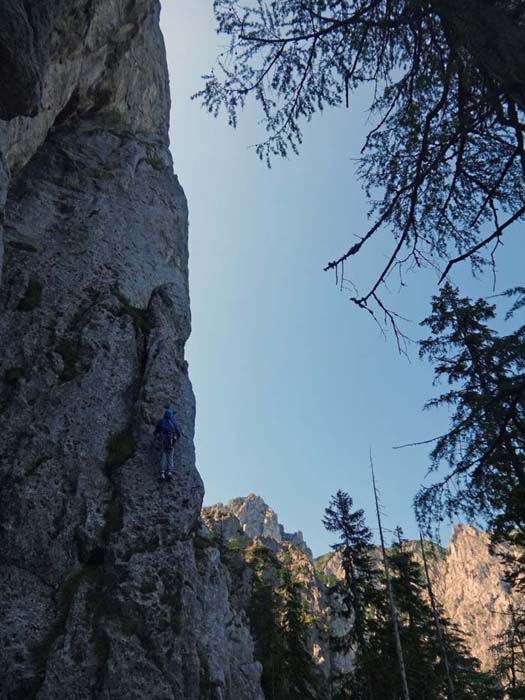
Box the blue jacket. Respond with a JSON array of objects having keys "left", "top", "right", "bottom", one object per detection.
[{"left": 154, "top": 417, "right": 181, "bottom": 449}]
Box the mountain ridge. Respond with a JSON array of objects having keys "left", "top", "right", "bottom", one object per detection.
[{"left": 205, "top": 494, "right": 517, "bottom": 674}]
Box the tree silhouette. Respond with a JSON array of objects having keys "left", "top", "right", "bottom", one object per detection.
[
  {"left": 323, "top": 490, "right": 378, "bottom": 699},
  {"left": 414, "top": 283, "right": 525, "bottom": 587},
  {"left": 197, "top": 1, "right": 525, "bottom": 330}
]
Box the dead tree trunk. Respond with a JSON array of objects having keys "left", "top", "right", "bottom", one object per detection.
[{"left": 370, "top": 453, "right": 411, "bottom": 700}]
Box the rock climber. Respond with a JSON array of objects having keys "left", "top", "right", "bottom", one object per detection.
[{"left": 153, "top": 407, "right": 181, "bottom": 482}]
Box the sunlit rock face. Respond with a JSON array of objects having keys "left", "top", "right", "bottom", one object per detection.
[
  {"left": 212, "top": 493, "right": 314, "bottom": 558},
  {"left": 432, "top": 525, "right": 515, "bottom": 670},
  {"left": 226, "top": 494, "right": 283, "bottom": 542},
  {"left": 0, "top": 3, "right": 262, "bottom": 698}
]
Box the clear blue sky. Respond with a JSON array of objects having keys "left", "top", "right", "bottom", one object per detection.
[{"left": 160, "top": 3, "right": 524, "bottom": 556}]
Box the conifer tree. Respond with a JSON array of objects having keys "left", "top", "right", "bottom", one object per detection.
[
  {"left": 415, "top": 283, "right": 525, "bottom": 589},
  {"left": 247, "top": 544, "right": 319, "bottom": 700},
  {"left": 440, "top": 614, "right": 501, "bottom": 700},
  {"left": 492, "top": 605, "right": 525, "bottom": 699},
  {"left": 371, "top": 461, "right": 411, "bottom": 700},
  {"left": 323, "top": 490, "right": 378, "bottom": 700},
  {"left": 322, "top": 488, "right": 500, "bottom": 699},
  {"left": 278, "top": 567, "right": 318, "bottom": 700},
  {"left": 249, "top": 571, "right": 287, "bottom": 700},
  {"left": 368, "top": 532, "right": 501, "bottom": 700},
  {"left": 246, "top": 544, "right": 291, "bottom": 699},
  {"left": 419, "top": 532, "right": 456, "bottom": 700}
]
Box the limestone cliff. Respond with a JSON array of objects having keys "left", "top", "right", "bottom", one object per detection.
[
  {"left": 0, "top": 3, "right": 262, "bottom": 699},
  {"left": 433, "top": 525, "right": 516, "bottom": 671}
]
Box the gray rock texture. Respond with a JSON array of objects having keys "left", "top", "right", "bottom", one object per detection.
[{"left": 0, "top": 3, "right": 262, "bottom": 698}]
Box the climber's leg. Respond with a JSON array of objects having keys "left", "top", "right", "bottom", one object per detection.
[
  {"left": 166, "top": 448, "right": 175, "bottom": 480},
  {"left": 160, "top": 450, "right": 168, "bottom": 481}
]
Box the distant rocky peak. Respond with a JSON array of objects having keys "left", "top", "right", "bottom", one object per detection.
[
  {"left": 227, "top": 494, "right": 282, "bottom": 541},
  {"left": 207, "top": 494, "right": 314, "bottom": 558},
  {"left": 448, "top": 523, "right": 486, "bottom": 553}
]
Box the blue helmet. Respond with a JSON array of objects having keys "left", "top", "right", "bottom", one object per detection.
[{"left": 164, "top": 408, "right": 173, "bottom": 418}]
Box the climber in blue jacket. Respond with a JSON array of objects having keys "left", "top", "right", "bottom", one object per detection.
[{"left": 154, "top": 407, "right": 182, "bottom": 481}]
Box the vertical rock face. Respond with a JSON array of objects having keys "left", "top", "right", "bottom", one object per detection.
[
  {"left": 0, "top": 3, "right": 262, "bottom": 699},
  {"left": 433, "top": 525, "right": 515, "bottom": 670}
]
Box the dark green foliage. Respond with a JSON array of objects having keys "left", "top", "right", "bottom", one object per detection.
[
  {"left": 415, "top": 283, "right": 525, "bottom": 589},
  {"left": 492, "top": 606, "right": 525, "bottom": 699},
  {"left": 322, "top": 490, "right": 500, "bottom": 698},
  {"left": 197, "top": 1, "right": 525, "bottom": 321},
  {"left": 414, "top": 282, "right": 525, "bottom": 697},
  {"left": 105, "top": 429, "right": 136, "bottom": 472},
  {"left": 323, "top": 490, "right": 378, "bottom": 699},
  {"left": 227, "top": 537, "right": 242, "bottom": 551},
  {"left": 6, "top": 240, "right": 38, "bottom": 253},
  {"left": 245, "top": 542, "right": 276, "bottom": 567},
  {"left": 193, "top": 534, "right": 216, "bottom": 561},
  {"left": 249, "top": 574, "right": 287, "bottom": 699},
  {"left": 313, "top": 552, "right": 334, "bottom": 572},
  {"left": 277, "top": 568, "right": 318, "bottom": 700},
  {"left": 18, "top": 278, "right": 43, "bottom": 311},
  {"left": 316, "top": 568, "right": 338, "bottom": 588},
  {"left": 114, "top": 290, "right": 151, "bottom": 334},
  {"left": 247, "top": 547, "right": 319, "bottom": 700},
  {"left": 388, "top": 540, "right": 449, "bottom": 698},
  {"left": 56, "top": 338, "right": 79, "bottom": 382},
  {"left": 246, "top": 544, "right": 286, "bottom": 698}
]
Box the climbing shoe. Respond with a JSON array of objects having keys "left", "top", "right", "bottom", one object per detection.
[
  {"left": 166, "top": 471, "right": 173, "bottom": 481},
  {"left": 160, "top": 471, "right": 167, "bottom": 481}
]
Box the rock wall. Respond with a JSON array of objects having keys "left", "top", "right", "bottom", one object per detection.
[
  {"left": 433, "top": 525, "right": 515, "bottom": 670},
  {"left": 0, "top": 3, "right": 262, "bottom": 699}
]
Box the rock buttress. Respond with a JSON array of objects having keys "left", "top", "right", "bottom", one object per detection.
[{"left": 0, "top": 2, "right": 262, "bottom": 698}]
